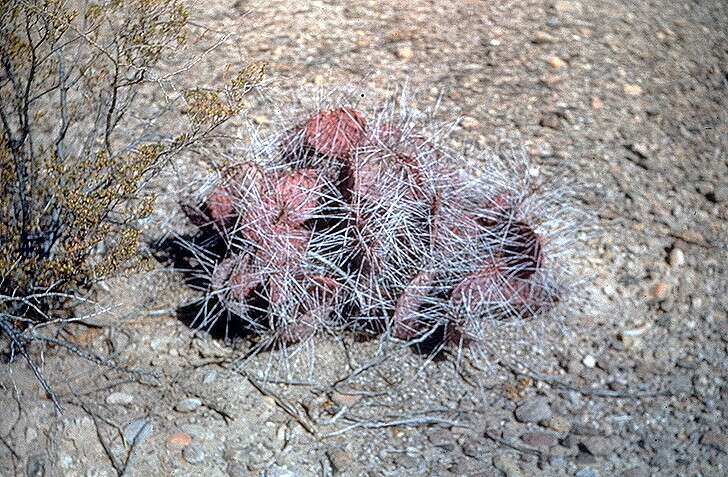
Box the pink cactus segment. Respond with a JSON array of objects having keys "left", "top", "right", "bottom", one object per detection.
[
  {"left": 475, "top": 192, "right": 513, "bottom": 227},
  {"left": 450, "top": 257, "right": 552, "bottom": 317},
  {"left": 211, "top": 256, "right": 261, "bottom": 302},
  {"left": 207, "top": 162, "right": 266, "bottom": 228},
  {"left": 305, "top": 108, "right": 367, "bottom": 158},
  {"left": 277, "top": 313, "right": 318, "bottom": 344},
  {"left": 391, "top": 153, "right": 428, "bottom": 195},
  {"left": 206, "top": 187, "right": 235, "bottom": 226},
  {"left": 489, "top": 193, "right": 511, "bottom": 212},
  {"left": 345, "top": 153, "right": 382, "bottom": 200},
  {"left": 496, "top": 220, "right": 545, "bottom": 279},
  {"left": 450, "top": 259, "right": 508, "bottom": 307},
  {"left": 228, "top": 258, "right": 261, "bottom": 301},
  {"left": 392, "top": 271, "right": 434, "bottom": 340},
  {"left": 270, "top": 275, "right": 339, "bottom": 344},
  {"left": 259, "top": 225, "right": 312, "bottom": 305},
  {"left": 307, "top": 274, "right": 341, "bottom": 302},
  {"left": 271, "top": 169, "right": 321, "bottom": 226},
  {"left": 447, "top": 213, "right": 483, "bottom": 240},
  {"left": 260, "top": 224, "right": 311, "bottom": 267}
]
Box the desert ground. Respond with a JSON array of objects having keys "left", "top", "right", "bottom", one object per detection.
[{"left": 2, "top": 0, "right": 727, "bottom": 476}]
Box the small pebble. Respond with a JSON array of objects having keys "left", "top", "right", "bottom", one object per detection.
[
  {"left": 651, "top": 282, "right": 671, "bottom": 301},
  {"left": 669, "top": 248, "right": 685, "bottom": 267},
  {"left": 547, "top": 55, "right": 566, "bottom": 69},
  {"left": 623, "top": 83, "right": 643, "bottom": 96},
  {"left": 520, "top": 431, "right": 559, "bottom": 448},
  {"left": 183, "top": 444, "right": 206, "bottom": 465},
  {"left": 167, "top": 432, "right": 192, "bottom": 447},
  {"left": 266, "top": 465, "right": 297, "bottom": 477},
  {"left": 621, "top": 335, "right": 643, "bottom": 351},
  {"left": 515, "top": 398, "right": 553, "bottom": 423},
  {"left": 532, "top": 31, "right": 558, "bottom": 44},
  {"left": 396, "top": 46, "right": 413, "bottom": 60},
  {"left": 327, "top": 448, "right": 352, "bottom": 473},
  {"left": 713, "top": 184, "right": 728, "bottom": 203},
  {"left": 175, "top": 398, "right": 202, "bottom": 413},
  {"left": 123, "top": 419, "right": 153, "bottom": 446},
  {"left": 460, "top": 116, "right": 480, "bottom": 130},
  {"left": 582, "top": 354, "right": 596, "bottom": 368},
  {"left": 253, "top": 115, "right": 271, "bottom": 125},
  {"left": 546, "top": 416, "right": 572, "bottom": 433},
  {"left": 202, "top": 371, "right": 218, "bottom": 385},
  {"left": 106, "top": 392, "right": 134, "bottom": 406},
  {"left": 554, "top": 0, "right": 583, "bottom": 14},
  {"left": 331, "top": 392, "right": 362, "bottom": 408},
  {"left": 576, "top": 468, "right": 599, "bottom": 477},
  {"left": 701, "top": 432, "right": 728, "bottom": 452},
  {"left": 581, "top": 436, "right": 617, "bottom": 456},
  {"left": 540, "top": 112, "right": 562, "bottom": 129},
  {"left": 492, "top": 454, "right": 523, "bottom": 477}
]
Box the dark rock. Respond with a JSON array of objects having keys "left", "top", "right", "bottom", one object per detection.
[
  {"left": 520, "top": 431, "right": 559, "bottom": 449},
  {"left": 539, "top": 113, "right": 562, "bottom": 130},
  {"left": 560, "top": 434, "right": 576, "bottom": 449}
]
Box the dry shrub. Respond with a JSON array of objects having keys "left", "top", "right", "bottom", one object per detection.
[{"left": 0, "top": 0, "right": 263, "bottom": 408}]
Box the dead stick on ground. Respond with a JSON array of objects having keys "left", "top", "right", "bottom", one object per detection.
[
  {"left": 482, "top": 427, "right": 544, "bottom": 458},
  {"left": 321, "top": 416, "right": 465, "bottom": 439},
  {"left": 245, "top": 373, "right": 319, "bottom": 437}
]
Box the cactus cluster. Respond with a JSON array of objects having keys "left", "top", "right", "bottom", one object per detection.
[{"left": 181, "top": 96, "right": 578, "bottom": 350}]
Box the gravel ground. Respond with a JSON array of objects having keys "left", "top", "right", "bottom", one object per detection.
[{"left": 2, "top": 1, "right": 728, "bottom": 476}]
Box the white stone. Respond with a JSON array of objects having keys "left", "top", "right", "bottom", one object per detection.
[
  {"left": 669, "top": 248, "right": 685, "bottom": 267},
  {"left": 106, "top": 392, "right": 134, "bottom": 405}
]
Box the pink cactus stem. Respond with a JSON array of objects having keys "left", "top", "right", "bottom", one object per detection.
[
  {"left": 391, "top": 270, "right": 435, "bottom": 340},
  {"left": 305, "top": 108, "right": 368, "bottom": 159}
]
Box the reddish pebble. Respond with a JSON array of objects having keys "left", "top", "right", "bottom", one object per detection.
[{"left": 167, "top": 432, "right": 192, "bottom": 447}]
